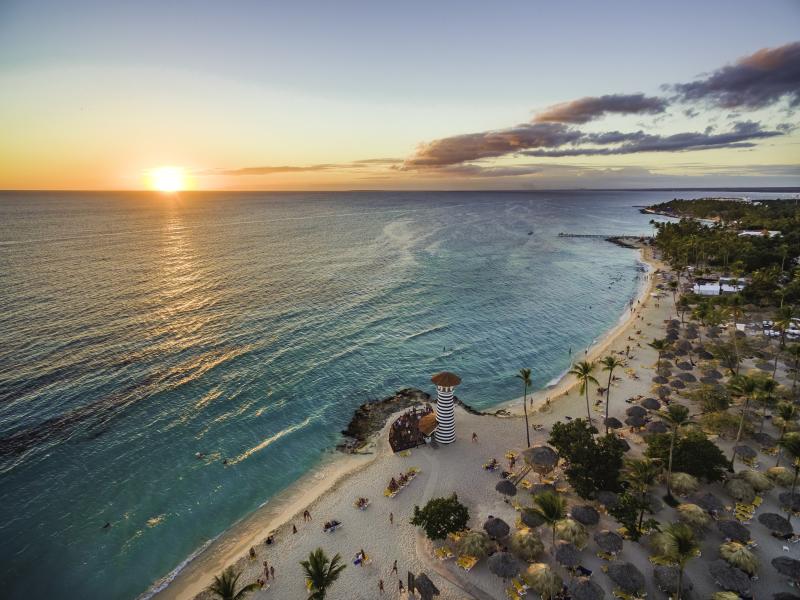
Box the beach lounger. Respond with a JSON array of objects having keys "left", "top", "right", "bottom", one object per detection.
[
  {"left": 456, "top": 555, "right": 478, "bottom": 571},
  {"left": 576, "top": 565, "right": 592, "bottom": 577},
  {"left": 323, "top": 521, "right": 343, "bottom": 533},
  {"left": 434, "top": 546, "right": 454, "bottom": 560},
  {"left": 519, "top": 480, "right": 532, "bottom": 490}
]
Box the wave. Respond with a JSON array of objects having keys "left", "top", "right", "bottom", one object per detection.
[
  {"left": 403, "top": 324, "right": 449, "bottom": 342},
  {"left": 135, "top": 536, "right": 218, "bottom": 600},
  {"left": 228, "top": 416, "right": 313, "bottom": 466}
]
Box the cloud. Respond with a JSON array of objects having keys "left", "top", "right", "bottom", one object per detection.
[
  {"left": 218, "top": 158, "right": 401, "bottom": 176},
  {"left": 524, "top": 121, "right": 782, "bottom": 157},
  {"left": 533, "top": 93, "right": 668, "bottom": 124},
  {"left": 672, "top": 41, "right": 800, "bottom": 109},
  {"left": 402, "top": 122, "right": 582, "bottom": 168}
]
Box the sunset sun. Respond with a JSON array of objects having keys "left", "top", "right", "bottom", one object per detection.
[{"left": 148, "top": 167, "right": 185, "bottom": 193}]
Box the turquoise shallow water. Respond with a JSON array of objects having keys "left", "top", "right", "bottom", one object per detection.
[{"left": 0, "top": 190, "right": 749, "bottom": 599}]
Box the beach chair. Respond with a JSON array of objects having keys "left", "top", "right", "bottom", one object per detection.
[
  {"left": 505, "top": 451, "right": 518, "bottom": 460},
  {"left": 519, "top": 480, "right": 532, "bottom": 490},
  {"left": 456, "top": 555, "right": 478, "bottom": 571},
  {"left": 597, "top": 551, "right": 614, "bottom": 561},
  {"left": 323, "top": 521, "right": 343, "bottom": 533},
  {"left": 434, "top": 546, "right": 454, "bottom": 560},
  {"left": 398, "top": 450, "right": 411, "bottom": 457}
]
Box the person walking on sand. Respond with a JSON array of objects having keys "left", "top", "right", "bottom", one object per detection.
[
  {"left": 392, "top": 559, "right": 398, "bottom": 575},
  {"left": 471, "top": 432, "right": 478, "bottom": 443},
  {"left": 398, "top": 579, "right": 405, "bottom": 593},
  {"left": 379, "top": 579, "right": 385, "bottom": 594},
  {"left": 303, "top": 509, "right": 311, "bottom": 521},
  {"left": 292, "top": 524, "right": 297, "bottom": 534},
  {"left": 263, "top": 561, "right": 269, "bottom": 582},
  {"left": 389, "top": 512, "right": 394, "bottom": 525},
  {"left": 270, "top": 565, "right": 275, "bottom": 580}
]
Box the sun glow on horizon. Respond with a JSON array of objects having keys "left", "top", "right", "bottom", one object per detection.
[{"left": 148, "top": 167, "right": 186, "bottom": 193}]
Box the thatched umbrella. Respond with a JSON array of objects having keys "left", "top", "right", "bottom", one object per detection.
[
  {"left": 676, "top": 340, "right": 692, "bottom": 352},
  {"left": 709, "top": 560, "right": 752, "bottom": 595},
  {"left": 554, "top": 540, "right": 580, "bottom": 567},
  {"left": 736, "top": 469, "right": 773, "bottom": 492},
  {"left": 677, "top": 503, "right": 710, "bottom": 528},
  {"left": 700, "top": 376, "right": 719, "bottom": 385},
  {"left": 487, "top": 552, "right": 522, "bottom": 580},
  {"left": 768, "top": 466, "right": 795, "bottom": 487},
  {"left": 555, "top": 518, "right": 588, "bottom": 549},
  {"left": 704, "top": 369, "right": 723, "bottom": 380},
  {"left": 774, "top": 594, "right": 800, "bottom": 600},
  {"left": 604, "top": 417, "right": 623, "bottom": 429},
  {"left": 567, "top": 578, "right": 604, "bottom": 600},
  {"left": 523, "top": 445, "right": 559, "bottom": 476},
  {"left": 655, "top": 386, "right": 672, "bottom": 398},
  {"left": 720, "top": 541, "right": 759, "bottom": 576},
  {"left": 646, "top": 421, "right": 668, "bottom": 434},
  {"left": 755, "top": 360, "right": 774, "bottom": 371},
  {"left": 670, "top": 472, "right": 699, "bottom": 496},
  {"left": 625, "top": 415, "right": 646, "bottom": 428},
  {"left": 495, "top": 479, "right": 517, "bottom": 497},
  {"left": 520, "top": 507, "right": 545, "bottom": 528},
  {"left": 667, "top": 331, "right": 680, "bottom": 342},
  {"left": 708, "top": 326, "right": 721, "bottom": 338},
  {"left": 698, "top": 349, "right": 714, "bottom": 360},
  {"left": 457, "top": 531, "right": 492, "bottom": 558},
  {"left": 626, "top": 405, "right": 647, "bottom": 418},
  {"left": 733, "top": 445, "right": 757, "bottom": 460},
  {"left": 653, "top": 565, "right": 693, "bottom": 596},
  {"left": 413, "top": 573, "right": 440, "bottom": 600},
  {"left": 617, "top": 438, "right": 631, "bottom": 452},
  {"left": 678, "top": 372, "right": 697, "bottom": 382},
  {"left": 606, "top": 562, "right": 645, "bottom": 595},
  {"left": 695, "top": 492, "right": 725, "bottom": 514},
  {"left": 753, "top": 432, "right": 776, "bottom": 447},
  {"left": 524, "top": 563, "right": 562, "bottom": 600},
  {"left": 597, "top": 491, "right": 619, "bottom": 509},
  {"left": 657, "top": 366, "right": 673, "bottom": 377},
  {"left": 670, "top": 379, "right": 686, "bottom": 389},
  {"left": 759, "top": 512, "right": 793, "bottom": 536},
  {"left": 725, "top": 478, "right": 756, "bottom": 503},
  {"left": 483, "top": 517, "right": 510, "bottom": 540},
  {"left": 677, "top": 361, "right": 693, "bottom": 370},
  {"left": 717, "top": 519, "right": 750, "bottom": 543},
  {"left": 509, "top": 529, "right": 544, "bottom": 562},
  {"left": 652, "top": 375, "right": 669, "bottom": 384},
  {"left": 531, "top": 483, "right": 556, "bottom": 496},
  {"left": 570, "top": 505, "right": 599, "bottom": 526},
  {"left": 772, "top": 556, "right": 800, "bottom": 581},
  {"left": 593, "top": 530, "right": 623, "bottom": 554},
  {"left": 641, "top": 397, "right": 661, "bottom": 410},
  {"left": 779, "top": 492, "right": 800, "bottom": 512}
]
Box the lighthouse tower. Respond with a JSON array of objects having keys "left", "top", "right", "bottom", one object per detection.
[{"left": 431, "top": 372, "right": 461, "bottom": 444}]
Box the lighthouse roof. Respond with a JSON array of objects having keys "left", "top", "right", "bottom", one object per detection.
[{"left": 431, "top": 371, "right": 461, "bottom": 387}]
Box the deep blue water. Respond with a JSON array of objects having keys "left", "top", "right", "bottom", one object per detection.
[{"left": 0, "top": 190, "right": 764, "bottom": 599}]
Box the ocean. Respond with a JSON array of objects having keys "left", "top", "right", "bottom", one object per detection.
[{"left": 0, "top": 189, "right": 766, "bottom": 599}]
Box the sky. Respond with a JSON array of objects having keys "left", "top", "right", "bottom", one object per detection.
[{"left": 1, "top": 0, "right": 799, "bottom": 190}]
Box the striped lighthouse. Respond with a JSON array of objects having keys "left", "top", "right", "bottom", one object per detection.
[{"left": 431, "top": 371, "right": 461, "bottom": 444}]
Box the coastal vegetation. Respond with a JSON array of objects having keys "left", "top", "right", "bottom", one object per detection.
[
  {"left": 300, "top": 548, "right": 346, "bottom": 600},
  {"left": 411, "top": 494, "right": 470, "bottom": 540},
  {"left": 208, "top": 567, "right": 259, "bottom": 600}
]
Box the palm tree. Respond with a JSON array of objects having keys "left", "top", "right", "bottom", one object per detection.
[
  {"left": 300, "top": 548, "right": 346, "bottom": 600},
  {"left": 648, "top": 338, "right": 670, "bottom": 367},
  {"left": 209, "top": 567, "right": 259, "bottom": 600},
  {"left": 677, "top": 296, "right": 690, "bottom": 325},
  {"left": 668, "top": 280, "right": 679, "bottom": 318},
  {"left": 660, "top": 404, "right": 690, "bottom": 500},
  {"left": 726, "top": 295, "right": 745, "bottom": 375},
  {"left": 774, "top": 305, "right": 795, "bottom": 350},
  {"left": 530, "top": 491, "right": 567, "bottom": 550},
  {"left": 787, "top": 344, "right": 800, "bottom": 397},
  {"left": 569, "top": 361, "right": 598, "bottom": 425},
  {"left": 728, "top": 374, "right": 760, "bottom": 469},
  {"left": 778, "top": 433, "right": 800, "bottom": 522},
  {"left": 624, "top": 458, "right": 662, "bottom": 533},
  {"left": 757, "top": 378, "right": 778, "bottom": 433},
  {"left": 516, "top": 368, "right": 533, "bottom": 448},
  {"left": 775, "top": 402, "right": 797, "bottom": 467},
  {"left": 600, "top": 355, "right": 625, "bottom": 435},
  {"left": 652, "top": 523, "right": 700, "bottom": 600}
]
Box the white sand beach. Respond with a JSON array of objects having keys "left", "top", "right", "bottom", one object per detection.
[{"left": 156, "top": 243, "right": 798, "bottom": 600}]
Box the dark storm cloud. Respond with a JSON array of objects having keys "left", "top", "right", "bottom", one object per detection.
[
  {"left": 672, "top": 41, "right": 800, "bottom": 109},
  {"left": 402, "top": 122, "right": 582, "bottom": 167},
  {"left": 523, "top": 121, "right": 781, "bottom": 157},
  {"left": 533, "top": 93, "right": 668, "bottom": 124}
]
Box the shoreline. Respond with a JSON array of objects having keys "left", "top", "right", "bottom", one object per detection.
[
  {"left": 153, "top": 240, "right": 663, "bottom": 600},
  {"left": 500, "top": 241, "right": 663, "bottom": 417}
]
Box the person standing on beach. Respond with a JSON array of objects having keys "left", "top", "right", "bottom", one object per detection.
[
  {"left": 471, "top": 432, "right": 478, "bottom": 443},
  {"left": 270, "top": 565, "right": 275, "bottom": 580},
  {"left": 292, "top": 524, "right": 297, "bottom": 534},
  {"left": 263, "top": 560, "right": 269, "bottom": 581},
  {"left": 392, "top": 559, "right": 398, "bottom": 575},
  {"left": 389, "top": 512, "right": 394, "bottom": 525},
  {"left": 398, "top": 579, "right": 405, "bottom": 593},
  {"left": 379, "top": 579, "right": 384, "bottom": 594}
]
